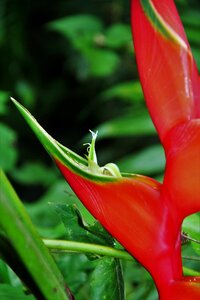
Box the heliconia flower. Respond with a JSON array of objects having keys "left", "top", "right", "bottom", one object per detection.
[
  {"left": 131, "top": 0, "right": 200, "bottom": 221},
  {"left": 131, "top": 0, "right": 200, "bottom": 140},
  {"left": 11, "top": 98, "right": 166, "bottom": 278},
  {"left": 130, "top": 0, "right": 200, "bottom": 297},
  {"left": 12, "top": 0, "right": 200, "bottom": 298}
]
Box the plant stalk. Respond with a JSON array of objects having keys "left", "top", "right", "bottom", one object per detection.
[{"left": 43, "top": 239, "right": 200, "bottom": 276}]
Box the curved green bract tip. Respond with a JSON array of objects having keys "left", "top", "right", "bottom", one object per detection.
[
  {"left": 140, "top": 0, "right": 189, "bottom": 52},
  {"left": 11, "top": 98, "right": 122, "bottom": 182}
]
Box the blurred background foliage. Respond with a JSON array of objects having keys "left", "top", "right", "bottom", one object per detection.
[{"left": 0, "top": 0, "right": 200, "bottom": 299}]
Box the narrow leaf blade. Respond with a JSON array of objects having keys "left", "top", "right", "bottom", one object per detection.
[{"left": 0, "top": 170, "right": 69, "bottom": 300}]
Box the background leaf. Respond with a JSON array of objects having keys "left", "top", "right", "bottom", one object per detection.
[
  {"left": 48, "top": 15, "right": 103, "bottom": 42},
  {"left": 81, "top": 48, "right": 120, "bottom": 77},
  {"left": 117, "top": 144, "right": 165, "bottom": 175},
  {"left": 53, "top": 203, "right": 114, "bottom": 246},
  {"left": 100, "top": 81, "right": 143, "bottom": 103},
  {"left": 105, "top": 23, "right": 132, "bottom": 49},
  {"left": 90, "top": 257, "right": 125, "bottom": 300},
  {"left": 0, "top": 123, "right": 18, "bottom": 172},
  {"left": 182, "top": 213, "right": 200, "bottom": 256},
  {"left": 0, "top": 284, "right": 35, "bottom": 300},
  {"left": 0, "top": 91, "right": 9, "bottom": 115},
  {"left": 11, "top": 162, "right": 58, "bottom": 187},
  {"left": 94, "top": 112, "right": 155, "bottom": 139}
]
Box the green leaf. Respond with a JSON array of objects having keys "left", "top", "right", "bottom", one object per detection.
[
  {"left": 95, "top": 112, "right": 155, "bottom": 139},
  {"left": 0, "top": 284, "right": 35, "bottom": 300},
  {"left": 48, "top": 14, "right": 103, "bottom": 42},
  {"left": 100, "top": 81, "right": 144, "bottom": 103},
  {"left": 123, "top": 260, "right": 157, "bottom": 300},
  {"left": 117, "top": 144, "right": 165, "bottom": 175},
  {"left": 105, "top": 23, "right": 132, "bottom": 49},
  {"left": 88, "top": 221, "right": 114, "bottom": 247},
  {"left": 0, "top": 170, "right": 70, "bottom": 300},
  {"left": 0, "top": 123, "right": 18, "bottom": 171},
  {"left": 11, "top": 161, "right": 58, "bottom": 186},
  {"left": 182, "top": 213, "right": 200, "bottom": 255},
  {"left": 15, "top": 81, "right": 36, "bottom": 109},
  {"left": 90, "top": 257, "right": 125, "bottom": 300},
  {"left": 24, "top": 179, "right": 94, "bottom": 237},
  {"left": 57, "top": 254, "right": 92, "bottom": 295},
  {"left": 53, "top": 203, "right": 114, "bottom": 246},
  {"left": 182, "top": 10, "right": 200, "bottom": 27},
  {"left": 185, "top": 27, "right": 200, "bottom": 45},
  {"left": 0, "top": 260, "right": 10, "bottom": 284},
  {"left": 192, "top": 48, "right": 200, "bottom": 70},
  {"left": 25, "top": 181, "right": 73, "bottom": 233},
  {"left": 0, "top": 91, "right": 9, "bottom": 115},
  {"left": 82, "top": 48, "right": 120, "bottom": 77}
]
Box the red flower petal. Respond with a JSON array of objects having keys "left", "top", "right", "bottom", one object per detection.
[
  {"left": 131, "top": 0, "right": 198, "bottom": 143},
  {"left": 55, "top": 159, "right": 185, "bottom": 286},
  {"left": 163, "top": 119, "right": 200, "bottom": 218},
  {"left": 159, "top": 277, "right": 200, "bottom": 300}
]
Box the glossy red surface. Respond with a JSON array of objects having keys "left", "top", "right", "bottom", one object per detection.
[
  {"left": 53, "top": 0, "right": 200, "bottom": 298},
  {"left": 131, "top": 0, "right": 200, "bottom": 298}
]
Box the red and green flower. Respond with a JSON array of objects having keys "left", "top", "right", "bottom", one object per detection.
[{"left": 12, "top": 0, "right": 200, "bottom": 298}]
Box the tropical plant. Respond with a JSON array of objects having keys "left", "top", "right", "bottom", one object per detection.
[{"left": 0, "top": 0, "right": 199, "bottom": 299}]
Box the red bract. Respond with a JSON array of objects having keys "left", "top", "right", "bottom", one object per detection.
[
  {"left": 131, "top": 0, "right": 200, "bottom": 141},
  {"left": 131, "top": 0, "right": 200, "bottom": 297},
  {"left": 12, "top": 0, "right": 200, "bottom": 298},
  {"left": 55, "top": 159, "right": 167, "bottom": 274}
]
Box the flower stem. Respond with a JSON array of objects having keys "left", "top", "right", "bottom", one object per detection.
[
  {"left": 43, "top": 239, "right": 200, "bottom": 276},
  {"left": 43, "top": 239, "right": 133, "bottom": 260}
]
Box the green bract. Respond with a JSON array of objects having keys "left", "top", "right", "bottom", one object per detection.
[{"left": 11, "top": 98, "right": 122, "bottom": 182}]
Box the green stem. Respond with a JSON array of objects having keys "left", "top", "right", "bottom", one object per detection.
[
  {"left": 43, "top": 239, "right": 200, "bottom": 277},
  {"left": 182, "top": 233, "right": 200, "bottom": 245},
  {"left": 0, "top": 169, "right": 70, "bottom": 300},
  {"left": 43, "top": 239, "right": 133, "bottom": 260}
]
